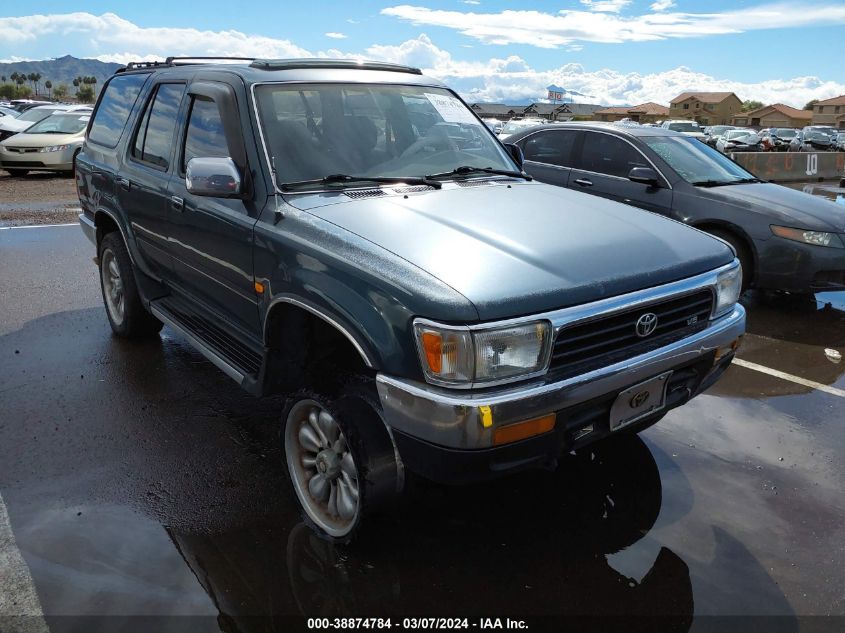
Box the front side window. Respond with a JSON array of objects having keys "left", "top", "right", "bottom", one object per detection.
[
  {"left": 89, "top": 73, "right": 150, "bottom": 148},
  {"left": 132, "top": 83, "right": 185, "bottom": 170},
  {"left": 182, "top": 96, "right": 231, "bottom": 171},
  {"left": 643, "top": 135, "right": 755, "bottom": 185},
  {"left": 520, "top": 130, "right": 577, "bottom": 167},
  {"left": 577, "top": 132, "right": 649, "bottom": 178},
  {"left": 254, "top": 83, "right": 514, "bottom": 188}
]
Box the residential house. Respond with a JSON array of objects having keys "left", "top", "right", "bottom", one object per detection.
[
  {"left": 594, "top": 102, "right": 669, "bottom": 124},
  {"left": 731, "top": 103, "right": 812, "bottom": 129},
  {"left": 469, "top": 103, "right": 524, "bottom": 121},
  {"left": 668, "top": 92, "right": 743, "bottom": 125},
  {"left": 810, "top": 95, "right": 845, "bottom": 128}
]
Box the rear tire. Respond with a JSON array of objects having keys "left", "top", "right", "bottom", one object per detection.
[
  {"left": 707, "top": 228, "right": 752, "bottom": 292},
  {"left": 98, "top": 232, "right": 163, "bottom": 337},
  {"left": 282, "top": 380, "right": 401, "bottom": 543}
]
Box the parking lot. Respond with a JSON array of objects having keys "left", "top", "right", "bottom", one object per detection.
[{"left": 1, "top": 174, "right": 845, "bottom": 631}]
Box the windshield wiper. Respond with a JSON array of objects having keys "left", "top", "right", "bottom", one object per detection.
[
  {"left": 280, "top": 173, "right": 442, "bottom": 191},
  {"left": 691, "top": 178, "right": 759, "bottom": 187},
  {"left": 425, "top": 166, "right": 532, "bottom": 181}
]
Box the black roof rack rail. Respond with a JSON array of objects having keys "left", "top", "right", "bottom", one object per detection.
[
  {"left": 164, "top": 56, "right": 256, "bottom": 65},
  {"left": 249, "top": 59, "right": 422, "bottom": 75},
  {"left": 118, "top": 57, "right": 255, "bottom": 73}
]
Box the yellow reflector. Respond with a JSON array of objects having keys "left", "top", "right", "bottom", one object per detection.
[
  {"left": 421, "top": 331, "right": 443, "bottom": 373},
  {"left": 479, "top": 405, "right": 493, "bottom": 428},
  {"left": 493, "top": 413, "right": 556, "bottom": 446},
  {"left": 254, "top": 281, "right": 265, "bottom": 294}
]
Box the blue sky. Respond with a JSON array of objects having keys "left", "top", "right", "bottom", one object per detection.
[{"left": 2, "top": 1, "right": 844, "bottom": 106}]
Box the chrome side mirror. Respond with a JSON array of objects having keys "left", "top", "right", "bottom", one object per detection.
[{"left": 186, "top": 157, "right": 242, "bottom": 197}]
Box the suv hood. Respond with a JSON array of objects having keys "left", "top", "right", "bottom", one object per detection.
[
  {"left": 290, "top": 181, "right": 733, "bottom": 320},
  {"left": 694, "top": 182, "right": 845, "bottom": 232}
]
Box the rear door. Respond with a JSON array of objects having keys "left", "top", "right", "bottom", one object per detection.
[
  {"left": 166, "top": 80, "right": 260, "bottom": 337},
  {"left": 517, "top": 128, "right": 580, "bottom": 188},
  {"left": 569, "top": 131, "right": 673, "bottom": 215},
  {"left": 117, "top": 81, "right": 187, "bottom": 278}
]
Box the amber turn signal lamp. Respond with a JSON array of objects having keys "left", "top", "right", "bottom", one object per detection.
[
  {"left": 493, "top": 413, "right": 556, "bottom": 446},
  {"left": 420, "top": 331, "right": 443, "bottom": 373},
  {"left": 254, "top": 281, "right": 265, "bottom": 294}
]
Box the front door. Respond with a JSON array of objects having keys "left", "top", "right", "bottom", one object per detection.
[
  {"left": 517, "top": 128, "right": 580, "bottom": 188},
  {"left": 569, "top": 131, "right": 673, "bottom": 215},
  {"left": 166, "top": 82, "right": 260, "bottom": 337}
]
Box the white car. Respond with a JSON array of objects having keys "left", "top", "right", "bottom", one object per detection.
[
  {"left": 0, "top": 111, "right": 90, "bottom": 176},
  {"left": 661, "top": 120, "right": 707, "bottom": 140},
  {"left": 0, "top": 104, "right": 91, "bottom": 141},
  {"left": 497, "top": 118, "right": 545, "bottom": 141}
]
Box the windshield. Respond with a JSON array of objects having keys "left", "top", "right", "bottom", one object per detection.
[
  {"left": 254, "top": 83, "right": 514, "bottom": 188},
  {"left": 726, "top": 130, "right": 758, "bottom": 140},
  {"left": 666, "top": 122, "right": 701, "bottom": 132},
  {"left": 18, "top": 108, "right": 61, "bottom": 123},
  {"left": 643, "top": 135, "right": 755, "bottom": 185},
  {"left": 710, "top": 126, "right": 734, "bottom": 135},
  {"left": 501, "top": 120, "right": 542, "bottom": 134},
  {"left": 774, "top": 128, "right": 796, "bottom": 138},
  {"left": 25, "top": 113, "right": 89, "bottom": 135}
]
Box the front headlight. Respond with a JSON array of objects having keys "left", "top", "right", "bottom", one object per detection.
[
  {"left": 714, "top": 264, "right": 743, "bottom": 318},
  {"left": 40, "top": 144, "right": 71, "bottom": 153},
  {"left": 414, "top": 319, "right": 552, "bottom": 387},
  {"left": 771, "top": 225, "right": 844, "bottom": 248}
]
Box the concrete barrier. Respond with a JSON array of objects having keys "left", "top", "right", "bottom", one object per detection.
[{"left": 731, "top": 151, "right": 845, "bottom": 183}]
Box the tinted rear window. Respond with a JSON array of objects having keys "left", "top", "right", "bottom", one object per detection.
[{"left": 88, "top": 73, "right": 150, "bottom": 148}]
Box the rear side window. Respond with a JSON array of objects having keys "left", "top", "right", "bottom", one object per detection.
[
  {"left": 132, "top": 83, "right": 185, "bottom": 170},
  {"left": 182, "top": 96, "right": 231, "bottom": 171},
  {"left": 578, "top": 132, "right": 649, "bottom": 178},
  {"left": 521, "top": 130, "right": 577, "bottom": 167},
  {"left": 88, "top": 73, "right": 150, "bottom": 148}
]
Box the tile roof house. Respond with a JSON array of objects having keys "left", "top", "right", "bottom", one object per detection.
[
  {"left": 731, "top": 103, "right": 812, "bottom": 129},
  {"left": 668, "top": 91, "right": 743, "bottom": 125},
  {"left": 810, "top": 95, "right": 845, "bottom": 127},
  {"left": 469, "top": 102, "right": 603, "bottom": 121},
  {"left": 594, "top": 102, "right": 669, "bottom": 123}
]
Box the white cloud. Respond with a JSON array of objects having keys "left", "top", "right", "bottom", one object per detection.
[
  {"left": 650, "top": 0, "right": 676, "bottom": 10},
  {"left": 325, "top": 32, "right": 347, "bottom": 39},
  {"left": 1, "top": 12, "right": 843, "bottom": 110},
  {"left": 381, "top": 3, "right": 845, "bottom": 48},
  {"left": 462, "top": 0, "right": 481, "bottom": 4},
  {"left": 580, "top": 0, "right": 631, "bottom": 13}
]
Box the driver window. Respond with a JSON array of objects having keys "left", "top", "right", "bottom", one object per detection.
[
  {"left": 579, "top": 132, "right": 648, "bottom": 178},
  {"left": 521, "top": 130, "right": 576, "bottom": 167}
]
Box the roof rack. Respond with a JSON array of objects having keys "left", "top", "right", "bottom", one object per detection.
[
  {"left": 249, "top": 59, "right": 422, "bottom": 75},
  {"left": 120, "top": 57, "right": 255, "bottom": 72}
]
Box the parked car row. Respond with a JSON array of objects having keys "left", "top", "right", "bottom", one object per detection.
[
  {"left": 702, "top": 124, "right": 844, "bottom": 153},
  {"left": 0, "top": 102, "right": 92, "bottom": 175}
]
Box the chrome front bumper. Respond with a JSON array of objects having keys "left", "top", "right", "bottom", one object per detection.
[{"left": 377, "top": 305, "right": 745, "bottom": 450}]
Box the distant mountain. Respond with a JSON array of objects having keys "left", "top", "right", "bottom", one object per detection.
[{"left": 0, "top": 55, "right": 121, "bottom": 96}]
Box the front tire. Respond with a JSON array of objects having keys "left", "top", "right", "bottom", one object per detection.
[
  {"left": 707, "top": 228, "right": 752, "bottom": 292},
  {"left": 98, "top": 232, "right": 163, "bottom": 337},
  {"left": 282, "top": 382, "right": 401, "bottom": 542}
]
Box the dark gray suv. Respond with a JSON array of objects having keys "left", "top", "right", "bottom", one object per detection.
[{"left": 76, "top": 58, "right": 744, "bottom": 540}]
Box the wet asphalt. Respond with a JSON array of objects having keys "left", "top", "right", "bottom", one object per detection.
[{"left": 1, "top": 188, "right": 845, "bottom": 632}]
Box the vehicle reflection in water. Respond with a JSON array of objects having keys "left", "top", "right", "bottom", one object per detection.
[
  {"left": 789, "top": 182, "right": 845, "bottom": 207},
  {"left": 170, "top": 436, "right": 693, "bottom": 631}
]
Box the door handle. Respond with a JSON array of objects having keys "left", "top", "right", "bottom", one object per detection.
[
  {"left": 170, "top": 196, "right": 184, "bottom": 212},
  {"left": 573, "top": 178, "right": 593, "bottom": 187},
  {"left": 116, "top": 177, "right": 130, "bottom": 191}
]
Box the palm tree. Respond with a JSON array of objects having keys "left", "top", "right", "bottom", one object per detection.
[
  {"left": 33, "top": 73, "right": 42, "bottom": 95},
  {"left": 1, "top": 76, "right": 5, "bottom": 85},
  {"left": 45, "top": 80, "right": 52, "bottom": 99},
  {"left": 72, "top": 78, "right": 80, "bottom": 94},
  {"left": 27, "top": 73, "right": 35, "bottom": 90}
]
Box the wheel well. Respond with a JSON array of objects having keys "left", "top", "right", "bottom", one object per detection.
[
  {"left": 94, "top": 211, "right": 120, "bottom": 246},
  {"left": 263, "top": 303, "right": 373, "bottom": 395},
  {"left": 693, "top": 222, "right": 756, "bottom": 282}
]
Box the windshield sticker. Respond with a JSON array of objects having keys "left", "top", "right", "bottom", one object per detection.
[{"left": 424, "top": 93, "right": 478, "bottom": 125}]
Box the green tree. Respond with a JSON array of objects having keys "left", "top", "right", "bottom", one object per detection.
[
  {"left": 72, "top": 77, "right": 80, "bottom": 94},
  {"left": 0, "top": 76, "right": 5, "bottom": 84},
  {"left": 804, "top": 99, "right": 819, "bottom": 111},
  {"left": 45, "top": 80, "right": 52, "bottom": 98},
  {"left": 77, "top": 85, "right": 95, "bottom": 103},
  {"left": 33, "top": 73, "right": 42, "bottom": 94},
  {"left": 741, "top": 100, "right": 764, "bottom": 112},
  {"left": 52, "top": 84, "right": 68, "bottom": 100}
]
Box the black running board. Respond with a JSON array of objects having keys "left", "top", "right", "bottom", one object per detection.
[{"left": 150, "top": 299, "right": 263, "bottom": 389}]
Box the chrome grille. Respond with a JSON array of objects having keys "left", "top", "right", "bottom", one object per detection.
[{"left": 549, "top": 289, "right": 714, "bottom": 375}]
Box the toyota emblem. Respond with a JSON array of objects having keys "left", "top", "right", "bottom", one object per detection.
[{"left": 635, "top": 312, "right": 658, "bottom": 337}]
